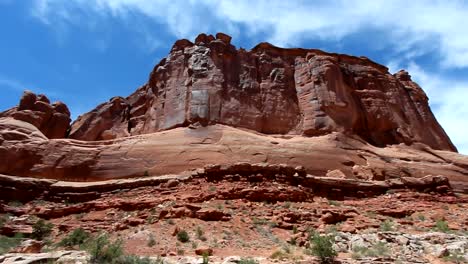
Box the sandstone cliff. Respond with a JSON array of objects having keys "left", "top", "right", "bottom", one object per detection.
[{"left": 66, "top": 33, "right": 455, "bottom": 152}]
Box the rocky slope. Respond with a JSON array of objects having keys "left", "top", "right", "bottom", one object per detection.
[{"left": 1, "top": 170, "right": 467, "bottom": 263}]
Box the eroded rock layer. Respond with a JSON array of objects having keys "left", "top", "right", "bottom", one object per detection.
[
  {"left": 0, "top": 118, "right": 467, "bottom": 192},
  {"left": 67, "top": 33, "right": 456, "bottom": 152}
]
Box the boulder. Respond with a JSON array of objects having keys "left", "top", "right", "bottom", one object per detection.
[
  {"left": 0, "top": 91, "right": 71, "bottom": 139},
  {"left": 195, "top": 247, "right": 213, "bottom": 256}
]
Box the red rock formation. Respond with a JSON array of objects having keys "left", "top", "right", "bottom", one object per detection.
[
  {"left": 0, "top": 33, "right": 466, "bottom": 191},
  {"left": 0, "top": 91, "right": 70, "bottom": 139},
  {"left": 68, "top": 33, "right": 455, "bottom": 152}
]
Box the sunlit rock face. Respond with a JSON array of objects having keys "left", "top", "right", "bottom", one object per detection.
[
  {"left": 1, "top": 33, "right": 466, "bottom": 188},
  {"left": 65, "top": 33, "right": 456, "bottom": 152}
]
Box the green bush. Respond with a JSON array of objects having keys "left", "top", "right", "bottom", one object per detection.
[
  {"left": 328, "top": 200, "right": 340, "bottom": 206},
  {"left": 59, "top": 228, "right": 89, "bottom": 247},
  {"left": 202, "top": 252, "right": 209, "bottom": 264},
  {"left": 417, "top": 214, "right": 426, "bottom": 221},
  {"left": 177, "top": 230, "right": 190, "bottom": 243},
  {"left": 87, "top": 234, "right": 124, "bottom": 263},
  {"left": 308, "top": 233, "right": 337, "bottom": 263},
  {"left": 0, "top": 234, "right": 23, "bottom": 254},
  {"left": 434, "top": 220, "right": 450, "bottom": 233},
  {"left": 31, "top": 219, "right": 53, "bottom": 240},
  {"left": 84, "top": 234, "right": 164, "bottom": 264}
]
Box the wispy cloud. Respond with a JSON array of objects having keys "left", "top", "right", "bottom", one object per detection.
[
  {"left": 0, "top": 75, "right": 61, "bottom": 98},
  {"left": 0, "top": 76, "right": 29, "bottom": 91},
  {"left": 26, "top": 0, "right": 468, "bottom": 154},
  {"left": 30, "top": 0, "right": 468, "bottom": 69}
]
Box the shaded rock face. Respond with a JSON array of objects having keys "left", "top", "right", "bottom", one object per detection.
[
  {"left": 67, "top": 33, "right": 455, "bottom": 152},
  {"left": 0, "top": 91, "right": 71, "bottom": 139}
]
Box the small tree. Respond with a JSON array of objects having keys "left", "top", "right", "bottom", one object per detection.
[
  {"left": 309, "top": 233, "right": 337, "bottom": 263},
  {"left": 31, "top": 219, "right": 53, "bottom": 241}
]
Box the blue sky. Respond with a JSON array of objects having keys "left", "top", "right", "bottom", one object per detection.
[{"left": 0, "top": 0, "right": 467, "bottom": 154}]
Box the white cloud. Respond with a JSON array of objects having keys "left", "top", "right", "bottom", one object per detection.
[
  {"left": 0, "top": 75, "right": 62, "bottom": 99},
  {"left": 31, "top": 0, "right": 468, "bottom": 68},
  {"left": 0, "top": 76, "right": 29, "bottom": 91},
  {"left": 28, "top": 0, "right": 468, "bottom": 154}
]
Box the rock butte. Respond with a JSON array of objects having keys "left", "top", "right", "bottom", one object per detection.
[{"left": 0, "top": 32, "right": 467, "bottom": 193}]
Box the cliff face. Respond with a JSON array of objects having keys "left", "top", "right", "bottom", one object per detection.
[{"left": 67, "top": 33, "right": 455, "bottom": 151}]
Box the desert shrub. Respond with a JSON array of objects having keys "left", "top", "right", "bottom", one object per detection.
[
  {"left": 87, "top": 234, "right": 124, "bottom": 263},
  {"left": 417, "top": 214, "right": 426, "bottom": 221},
  {"left": 238, "top": 258, "right": 259, "bottom": 264},
  {"left": 8, "top": 200, "right": 23, "bottom": 207},
  {"left": 31, "top": 219, "right": 53, "bottom": 240},
  {"left": 434, "top": 220, "right": 450, "bottom": 233},
  {"left": 119, "top": 255, "right": 159, "bottom": 264},
  {"left": 252, "top": 217, "right": 268, "bottom": 225},
  {"left": 270, "top": 246, "right": 301, "bottom": 262},
  {"left": 0, "top": 214, "right": 9, "bottom": 228},
  {"left": 196, "top": 226, "right": 207, "bottom": 241},
  {"left": 442, "top": 249, "right": 466, "bottom": 263},
  {"left": 143, "top": 171, "right": 149, "bottom": 177},
  {"left": 59, "top": 228, "right": 89, "bottom": 247},
  {"left": 0, "top": 234, "right": 23, "bottom": 254},
  {"left": 270, "top": 249, "right": 289, "bottom": 260},
  {"left": 308, "top": 233, "right": 337, "bottom": 263},
  {"left": 176, "top": 230, "right": 190, "bottom": 243},
  {"left": 202, "top": 252, "right": 209, "bottom": 264},
  {"left": 352, "top": 241, "right": 390, "bottom": 259},
  {"left": 292, "top": 225, "right": 298, "bottom": 234},
  {"left": 328, "top": 200, "right": 340, "bottom": 206},
  {"left": 147, "top": 234, "right": 156, "bottom": 247},
  {"left": 379, "top": 219, "right": 394, "bottom": 232},
  {"left": 84, "top": 233, "right": 163, "bottom": 264}
]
